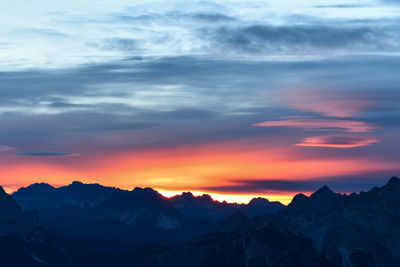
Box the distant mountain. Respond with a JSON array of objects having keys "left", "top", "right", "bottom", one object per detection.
[
  {"left": 170, "top": 192, "right": 284, "bottom": 219},
  {"left": 13, "top": 181, "right": 124, "bottom": 211},
  {"left": 11, "top": 181, "right": 284, "bottom": 247},
  {"left": 14, "top": 182, "right": 284, "bottom": 220},
  {"left": 60, "top": 187, "right": 190, "bottom": 245}
]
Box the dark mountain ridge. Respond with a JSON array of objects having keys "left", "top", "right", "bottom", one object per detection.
[
  {"left": 12, "top": 181, "right": 284, "bottom": 221},
  {"left": 11, "top": 181, "right": 284, "bottom": 248},
  {"left": 3, "top": 177, "right": 400, "bottom": 266}
]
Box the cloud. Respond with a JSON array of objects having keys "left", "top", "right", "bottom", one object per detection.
[
  {"left": 99, "top": 38, "right": 138, "bottom": 51},
  {"left": 313, "top": 5, "right": 369, "bottom": 8},
  {"left": 296, "top": 134, "right": 380, "bottom": 148},
  {"left": 0, "top": 145, "right": 15, "bottom": 152},
  {"left": 206, "top": 24, "right": 398, "bottom": 54},
  {"left": 271, "top": 88, "right": 373, "bottom": 118},
  {"left": 381, "top": 0, "right": 400, "bottom": 3},
  {"left": 16, "top": 151, "right": 74, "bottom": 156},
  {"left": 253, "top": 117, "right": 380, "bottom": 133},
  {"left": 190, "top": 13, "right": 236, "bottom": 22}
]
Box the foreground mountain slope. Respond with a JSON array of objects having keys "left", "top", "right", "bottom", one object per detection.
[
  {"left": 0, "top": 186, "right": 72, "bottom": 266},
  {"left": 131, "top": 221, "right": 333, "bottom": 267},
  {"left": 0, "top": 186, "right": 22, "bottom": 219}
]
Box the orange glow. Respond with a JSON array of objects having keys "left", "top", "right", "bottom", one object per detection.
[
  {"left": 159, "top": 190, "right": 296, "bottom": 205},
  {"left": 1, "top": 137, "right": 397, "bottom": 204}
]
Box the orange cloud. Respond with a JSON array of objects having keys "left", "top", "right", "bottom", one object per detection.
[
  {"left": 253, "top": 117, "right": 379, "bottom": 133},
  {"left": 296, "top": 134, "right": 380, "bottom": 148}
]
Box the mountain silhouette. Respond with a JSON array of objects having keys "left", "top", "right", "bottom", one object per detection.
[
  {"left": 3, "top": 177, "right": 400, "bottom": 266},
  {"left": 0, "top": 186, "right": 22, "bottom": 219},
  {"left": 170, "top": 192, "right": 284, "bottom": 219}
]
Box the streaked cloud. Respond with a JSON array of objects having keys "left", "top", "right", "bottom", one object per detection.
[
  {"left": 205, "top": 24, "right": 398, "bottom": 54},
  {"left": 253, "top": 117, "right": 380, "bottom": 133},
  {"left": 0, "top": 145, "right": 15, "bottom": 152},
  {"left": 16, "top": 151, "right": 74, "bottom": 156},
  {"left": 296, "top": 134, "right": 380, "bottom": 148},
  {"left": 190, "top": 13, "right": 236, "bottom": 22}
]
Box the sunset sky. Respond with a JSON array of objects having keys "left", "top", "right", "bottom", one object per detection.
[{"left": 1, "top": 0, "right": 400, "bottom": 204}]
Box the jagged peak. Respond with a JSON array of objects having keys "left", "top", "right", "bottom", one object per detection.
[
  {"left": 200, "top": 194, "right": 213, "bottom": 201},
  {"left": 288, "top": 193, "right": 308, "bottom": 207},
  {"left": 131, "top": 187, "right": 160, "bottom": 197},
  {"left": 132, "top": 186, "right": 143, "bottom": 192},
  {"left": 385, "top": 176, "right": 400, "bottom": 188},
  {"left": 70, "top": 181, "right": 84, "bottom": 186},
  {"left": 173, "top": 192, "right": 194, "bottom": 199},
  {"left": 249, "top": 197, "right": 270, "bottom": 205},
  {"left": 181, "top": 191, "right": 194, "bottom": 198},
  {"left": 0, "top": 185, "right": 7, "bottom": 196},
  {"left": 30, "top": 182, "right": 54, "bottom": 189},
  {"left": 311, "top": 185, "right": 334, "bottom": 197},
  {"left": 174, "top": 192, "right": 212, "bottom": 202},
  {"left": 14, "top": 182, "right": 55, "bottom": 194}
]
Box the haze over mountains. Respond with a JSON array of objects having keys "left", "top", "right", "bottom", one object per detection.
[{"left": 1, "top": 177, "right": 400, "bottom": 266}]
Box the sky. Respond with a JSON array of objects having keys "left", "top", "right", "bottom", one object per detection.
[{"left": 1, "top": 0, "right": 400, "bottom": 204}]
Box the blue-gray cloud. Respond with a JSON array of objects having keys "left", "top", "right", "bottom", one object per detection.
[
  {"left": 205, "top": 25, "right": 399, "bottom": 53},
  {"left": 99, "top": 38, "right": 138, "bottom": 51},
  {"left": 190, "top": 13, "right": 236, "bottom": 22},
  {"left": 16, "top": 151, "right": 74, "bottom": 156}
]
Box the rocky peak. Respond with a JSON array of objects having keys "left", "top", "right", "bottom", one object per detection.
[
  {"left": 181, "top": 192, "right": 195, "bottom": 199},
  {"left": 0, "top": 186, "right": 7, "bottom": 197},
  {"left": 312, "top": 185, "right": 335, "bottom": 195},
  {"left": 384, "top": 176, "right": 400, "bottom": 190},
  {"left": 249, "top": 197, "right": 270, "bottom": 206},
  {"left": 0, "top": 185, "right": 22, "bottom": 217},
  {"left": 288, "top": 193, "right": 308, "bottom": 207},
  {"left": 311, "top": 185, "right": 335, "bottom": 199}
]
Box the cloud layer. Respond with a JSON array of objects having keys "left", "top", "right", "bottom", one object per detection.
[{"left": 0, "top": 0, "right": 400, "bottom": 201}]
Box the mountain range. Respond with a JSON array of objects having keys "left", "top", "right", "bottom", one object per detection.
[{"left": 1, "top": 177, "right": 400, "bottom": 266}]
